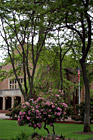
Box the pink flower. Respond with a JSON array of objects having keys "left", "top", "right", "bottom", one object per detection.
[
  {"left": 56, "top": 95, "right": 60, "bottom": 97},
  {"left": 43, "top": 112, "right": 47, "bottom": 115},
  {"left": 23, "top": 112, "right": 26, "bottom": 115},
  {"left": 36, "top": 110, "right": 39, "bottom": 113},
  {"left": 61, "top": 92, "right": 64, "bottom": 95},
  {"left": 19, "top": 111, "right": 22, "bottom": 115},
  {"left": 52, "top": 105, "right": 55, "bottom": 108},
  {"left": 45, "top": 101, "right": 51, "bottom": 106},
  {"left": 62, "top": 103, "right": 68, "bottom": 108},
  {"left": 18, "top": 118, "right": 21, "bottom": 121},
  {"left": 23, "top": 105, "right": 26, "bottom": 108},
  {"left": 37, "top": 97, "right": 42, "bottom": 101},
  {"left": 48, "top": 114, "right": 51, "bottom": 117},
  {"left": 25, "top": 102, "right": 30, "bottom": 106},
  {"left": 56, "top": 137, "right": 60, "bottom": 140},
  {"left": 49, "top": 109, "right": 52, "bottom": 112},
  {"left": 37, "top": 123, "right": 42, "bottom": 128},
  {"left": 58, "top": 90, "right": 61, "bottom": 92},
  {"left": 63, "top": 111, "right": 66, "bottom": 114},
  {"left": 35, "top": 105, "right": 39, "bottom": 109},
  {"left": 18, "top": 116, "right": 20, "bottom": 119},
  {"left": 28, "top": 111, "right": 30, "bottom": 115},
  {"left": 41, "top": 109, "right": 44, "bottom": 112},
  {"left": 32, "top": 108, "right": 35, "bottom": 112},
  {"left": 57, "top": 107, "right": 62, "bottom": 111},
  {"left": 57, "top": 112, "right": 61, "bottom": 116},
  {"left": 29, "top": 98, "right": 33, "bottom": 102},
  {"left": 27, "top": 117, "right": 30, "bottom": 120},
  {"left": 54, "top": 112, "right": 57, "bottom": 115}
]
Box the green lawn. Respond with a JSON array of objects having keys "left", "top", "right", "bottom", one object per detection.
[{"left": 0, "top": 119, "right": 93, "bottom": 140}]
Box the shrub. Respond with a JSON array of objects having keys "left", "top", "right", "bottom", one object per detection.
[
  {"left": 6, "top": 104, "right": 21, "bottom": 119},
  {"left": 17, "top": 90, "right": 68, "bottom": 134},
  {"left": 71, "top": 98, "right": 93, "bottom": 122}
]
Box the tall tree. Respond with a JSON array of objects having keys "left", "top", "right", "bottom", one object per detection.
[
  {"left": 48, "top": 0, "right": 92, "bottom": 132},
  {"left": 0, "top": 0, "right": 53, "bottom": 101},
  {"left": 64, "top": 0, "right": 92, "bottom": 132}
]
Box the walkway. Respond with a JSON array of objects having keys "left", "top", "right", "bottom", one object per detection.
[{"left": 0, "top": 113, "right": 9, "bottom": 119}]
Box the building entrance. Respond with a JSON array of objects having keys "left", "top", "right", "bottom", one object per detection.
[
  {"left": 0, "top": 97, "right": 3, "bottom": 110},
  {"left": 5, "top": 97, "right": 11, "bottom": 110}
]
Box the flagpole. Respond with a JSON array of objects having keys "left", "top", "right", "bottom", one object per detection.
[
  {"left": 78, "top": 78, "right": 80, "bottom": 104},
  {"left": 78, "top": 67, "right": 80, "bottom": 104}
]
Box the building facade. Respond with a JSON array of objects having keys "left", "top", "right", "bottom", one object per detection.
[
  {"left": 0, "top": 63, "right": 93, "bottom": 110},
  {"left": 0, "top": 64, "right": 24, "bottom": 111}
]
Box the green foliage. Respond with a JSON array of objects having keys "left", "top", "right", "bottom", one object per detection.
[
  {"left": 0, "top": 68, "right": 7, "bottom": 81},
  {"left": 0, "top": 62, "right": 3, "bottom": 66},
  {"left": 70, "top": 98, "right": 93, "bottom": 122},
  {"left": 34, "top": 46, "right": 79, "bottom": 97},
  {"left": 6, "top": 104, "right": 21, "bottom": 119}
]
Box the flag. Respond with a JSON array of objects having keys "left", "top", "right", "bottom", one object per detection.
[{"left": 78, "top": 67, "right": 80, "bottom": 82}]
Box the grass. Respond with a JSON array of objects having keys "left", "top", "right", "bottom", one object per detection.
[{"left": 0, "top": 119, "right": 93, "bottom": 140}]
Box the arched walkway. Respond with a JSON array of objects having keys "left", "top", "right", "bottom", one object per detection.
[
  {"left": 0, "top": 97, "right": 3, "bottom": 110},
  {"left": 5, "top": 97, "right": 11, "bottom": 110}
]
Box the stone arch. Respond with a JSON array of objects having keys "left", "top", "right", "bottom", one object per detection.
[
  {"left": 14, "top": 96, "right": 21, "bottom": 107},
  {"left": 5, "top": 97, "right": 11, "bottom": 110},
  {"left": 0, "top": 97, "right": 3, "bottom": 110}
]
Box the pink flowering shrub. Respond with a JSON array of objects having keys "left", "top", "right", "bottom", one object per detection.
[
  {"left": 18, "top": 89, "right": 68, "bottom": 134},
  {"left": 18, "top": 98, "right": 43, "bottom": 129}
]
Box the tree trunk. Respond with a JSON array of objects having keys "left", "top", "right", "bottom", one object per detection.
[
  {"left": 80, "top": 60, "right": 91, "bottom": 132},
  {"left": 29, "top": 63, "right": 37, "bottom": 99},
  {"left": 30, "top": 77, "right": 34, "bottom": 99},
  {"left": 60, "top": 61, "right": 63, "bottom": 90},
  {"left": 59, "top": 44, "right": 63, "bottom": 90}
]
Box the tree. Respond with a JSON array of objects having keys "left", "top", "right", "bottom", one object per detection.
[
  {"left": 0, "top": 0, "right": 53, "bottom": 101},
  {"left": 64, "top": 0, "right": 92, "bottom": 132},
  {"left": 47, "top": 0, "right": 92, "bottom": 132}
]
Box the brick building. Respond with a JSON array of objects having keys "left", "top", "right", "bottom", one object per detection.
[
  {"left": 0, "top": 63, "right": 24, "bottom": 111},
  {"left": 65, "top": 68, "right": 93, "bottom": 104},
  {"left": 0, "top": 63, "right": 93, "bottom": 111}
]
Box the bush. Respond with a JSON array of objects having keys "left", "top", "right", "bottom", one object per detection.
[
  {"left": 71, "top": 98, "right": 93, "bottom": 122},
  {"left": 17, "top": 90, "right": 68, "bottom": 135},
  {"left": 6, "top": 104, "right": 21, "bottom": 119}
]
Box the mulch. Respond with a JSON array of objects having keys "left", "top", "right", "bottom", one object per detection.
[{"left": 56, "top": 121, "right": 93, "bottom": 124}]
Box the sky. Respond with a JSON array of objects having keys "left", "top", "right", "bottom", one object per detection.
[{"left": 0, "top": 37, "right": 6, "bottom": 62}]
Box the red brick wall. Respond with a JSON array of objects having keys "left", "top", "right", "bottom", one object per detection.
[
  {"left": 80, "top": 82, "right": 93, "bottom": 102},
  {"left": 0, "top": 63, "right": 12, "bottom": 90},
  {"left": 0, "top": 79, "right": 8, "bottom": 90}
]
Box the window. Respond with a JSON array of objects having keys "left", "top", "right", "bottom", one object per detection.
[{"left": 9, "top": 78, "right": 24, "bottom": 89}]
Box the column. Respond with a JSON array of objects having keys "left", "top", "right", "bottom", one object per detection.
[
  {"left": 3, "top": 97, "right": 5, "bottom": 110},
  {"left": 11, "top": 96, "right": 14, "bottom": 108}
]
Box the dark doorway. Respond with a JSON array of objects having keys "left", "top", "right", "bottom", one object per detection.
[
  {"left": 0, "top": 97, "right": 3, "bottom": 110},
  {"left": 5, "top": 97, "right": 11, "bottom": 110},
  {"left": 14, "top": 96, "right": 21, "bottom": 107}
]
